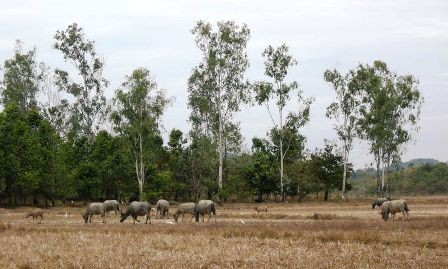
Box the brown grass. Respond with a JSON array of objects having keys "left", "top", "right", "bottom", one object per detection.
[{"left": 1, "top": 198, "right": 448, "bottom": 268}]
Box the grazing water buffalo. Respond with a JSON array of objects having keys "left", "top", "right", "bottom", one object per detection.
[
  {"left": 120, "top": 201, "right": 152, "bottom": 224},
  {"left": 173, "top": 202, "right": 196, "bottom": 222},
  {"left": 194, "top": 200, "right": 216, "bottom": 222},
  {"left": 253, "top": 206, "right": 268, "bottom": 214},
  {"left": 103, "top": 200, "right": 120, "bottom": 217},
  {"left": 82, "top": 203, "right": 106, "bottom": 223},
  {"left": 380, "top": 200, "right": 410, "bottom": 221},
  {"left": 372, "top": 197, "right": 390, "bottom": 209},
  {"left": 26, "top": 209, "right": 44, "bottom": 220},
  {"left": 155, "top": 199, "right": 169, "bottom": 219}
]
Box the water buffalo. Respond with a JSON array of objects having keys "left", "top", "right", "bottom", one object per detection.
[
  {"left": 380, "top": 199, "right": 410, "bottom": 221},
  {"left": 63, "top": 195, "right": 79, "bottom": 205},
  {"left": 194, "top": 200, "right": 216, "bottom": 222},
  {"left": 103, "top": 200, "right": 120, "bottom": 217},
  {"left": 155, "top": 199, "right": 169, "bottom": 219},
  {"left": 26, "top": 209, "right": 44, "bottom": 220},
  {"left": 253, "top": 206, "right": 268, "bottom": 214},
  {"left": 120, "top": 201, "right": 152, "bottom": 224},
  {"left": 372, "top": 197, "right": 389, "bottom": 209},
  {"left": 173, "top": 202, "right": 195, "bottom": 222},
  {"left": 82, "top": 203, "right": 106, "bottom": 223}
]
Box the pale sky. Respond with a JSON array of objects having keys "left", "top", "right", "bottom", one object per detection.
[{"left": 0, "top": 0, "right": 447, "bottom": 168}]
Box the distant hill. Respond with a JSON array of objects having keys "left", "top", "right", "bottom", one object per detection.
[
  {"left": 399, "top": 158, "right": 440, "bottom": 168},
  {"left": 351, "top": 159, "right": 448, "bottom": 195},
  {"left": 351, "top": 158, "right": 443, "bottom": 181}
]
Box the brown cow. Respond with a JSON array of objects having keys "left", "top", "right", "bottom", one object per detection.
[
  {"left": 26, "top": 209, "right": 44, "bottom": 220},
  {"left": 253, "top": 206, "right": 268, "bottom": 214}
]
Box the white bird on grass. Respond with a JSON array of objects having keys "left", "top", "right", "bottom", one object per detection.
[{"left": 64, "top": 211, "right": 68, "bottom": 218}]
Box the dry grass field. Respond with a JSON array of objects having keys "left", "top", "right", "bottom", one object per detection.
[{"left": 1, "top": 196, "right": 448, "bottom": 268}]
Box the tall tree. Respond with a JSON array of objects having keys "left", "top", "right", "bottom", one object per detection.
[
  {"left": 39, "top": 64, "right": 70, "bottom": 137},
  {"left": 1, "top": 40, "right": 44, "bottom": 111},
  {"left": 350, "top": 61, "right": 423, "bottom": 194},
  {"left": 111, "top": 68, "right": 171, "bottom": 200},
  {"left": 53, "top": 23, "right": 109, "bottom": 140},
  {"left": 253, "top": 44, "right": 313, "bottom": 201},
  {"left": 188, "top": 21, "right": 251, "bottom": 196},
  {"left": 324, "top": 69, "right": 357, "bottom": 200},
  {"left": 307, "top": 143, "right": 352, "bottom": 201}
]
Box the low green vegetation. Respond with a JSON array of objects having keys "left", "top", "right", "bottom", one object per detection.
[{"left": 352, "top": 162, "right": 448, "bottom": 195}]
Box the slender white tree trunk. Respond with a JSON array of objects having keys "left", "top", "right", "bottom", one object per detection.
[
  {"left": 342, "top": 145, "right": 347, "bottom": 201},
  {"left": 381, "top": 161, "right": 385, "bottom": 194},
  {"left": 376, "top": 153, "right": 381, "bottom": 195},
  {"left": 137, "top": 133, "right": 145, "bottom": 201},
  {"left": 218, "top": 116, "right": 223, "bottom": 192},
  {"left": 279, "top": 107, "right": 284, "bottom": 202},
  {"left": 217, "top": 85, "right": 223, "bottom": 195},
  {"left": 135, "top": 157, "right": 141, "bottom": 197}
]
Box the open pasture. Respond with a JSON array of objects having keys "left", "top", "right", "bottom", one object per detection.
[{"left": 1, "top": 197, "right": 448, "bottom": 268}]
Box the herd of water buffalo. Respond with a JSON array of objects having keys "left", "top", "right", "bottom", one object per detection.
[
  {"left": 80, "top": 199, "right": 216, "bottom": 224},
  {"left": 23, "top": 197, "right": 411, "bottom": 224}
]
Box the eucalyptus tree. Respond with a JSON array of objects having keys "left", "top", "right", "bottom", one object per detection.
[
  {"left": 188, "top": 21, "right": 251, "bottom": 195},
  {"left": 324, "top": 69, "right": 357, "bottom": 200},
  {"left": 53, "top": 23, "right": 109, "bottom": 140},
  {"left": 253, "top": 44, "right": 313, "bottom": 201},
  {"left": 39, "top": 64, "right": 70, "bottom": 137},
  {"left": 1, "top": 40, "right": 44, "bottom": 111},
  {"left": 111, "top": 68, "right": 171, "bottom": 200},
  {"left": 350, "top": 61, "right": 423, "bottom": 194}
]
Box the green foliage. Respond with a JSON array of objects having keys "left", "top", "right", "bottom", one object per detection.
[
  {"left": 112, "top": 67, "right": 171, "bottom": 199},
  {"left": 389, "top": 163, "right": 448, "bottom": 194},
  {"left": 184, "top": 134, "right": 218, "bottom": 200},
  {"left": 352, "top": 163, "right": 448, "bottom": 195},
  {"left": 253, "top": 44, "right": 313, "bottom": 199},
  {"left": 324, "top": 68, "right": 358, "bottom": 198},
  {"left": 0, "top": 23, "right": 434, "bottom": 205},
  {"left": 0, "top": 104, "right": 60, "bottom": 204},
  {"left": 188, "top": 20, "right": 251, "bottom": 193},
  {"left": 300, "top": 144, "right": 353, "bottom": 201},
  {"left": 53, "top": 23, "right": 109, "bottom": 139},
  {"left": 350, "top": 60, "right": 423, "bottom": 192},
  {"left": 1, "top": 40, "right": 43, "bottom": 111},
  {"left": 233, "top": 138, "right": 279, "bottom": 201}
]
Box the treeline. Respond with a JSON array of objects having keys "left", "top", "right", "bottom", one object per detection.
[
  {"left": 352, "top": 162, "right": 448, "bottom": 195},
  {"left": 0, "top": 21, "right": 423, "bottom": 206}
]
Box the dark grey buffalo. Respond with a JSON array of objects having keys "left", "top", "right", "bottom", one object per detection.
[
  {"left": 173, "top": 202, "right": 195, "bottom": 222},
  {"left": 380, "top": 199, "right": 410, "bottom": 221},
  {"left": 155, "top": 199, "right": 169, "bottom": 219},
  {"left": 103, "top": 200, "right": 120, "bottom": 217},
  {"left": 372, "top": 197, "right": 390, "bottom": 209},
  {"left": 82, "top": 203, "right": 106, "bottom": 223},
  {"left": 120, "top": 201, "right": 152, "bottom": 224},
  {"left": 194, "top": 200, "right": 216, "bottom": 222}
]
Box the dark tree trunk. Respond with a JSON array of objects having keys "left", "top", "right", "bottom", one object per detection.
[{"left": 324, "top": 189, "right": 329, "bottom": 201}]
